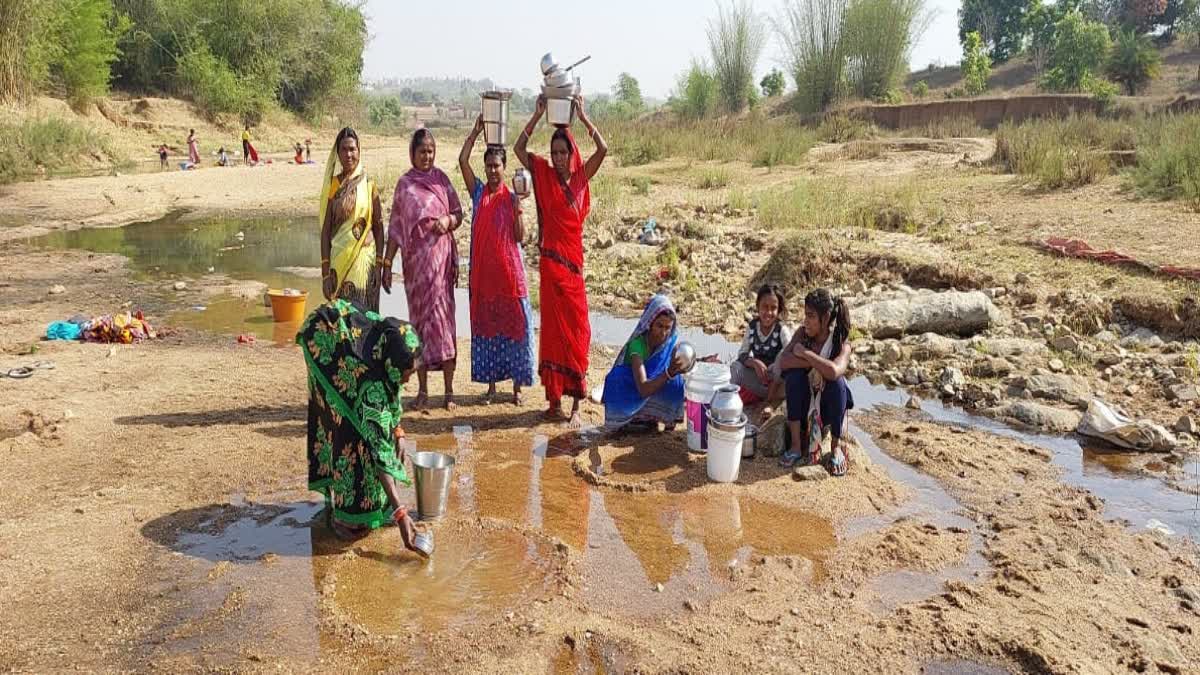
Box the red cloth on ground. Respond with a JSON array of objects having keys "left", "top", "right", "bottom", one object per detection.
[
  {"left": 531, "top": 130, "right": 591, "bottom": 403},
  {"left": 1040, "top": 236, "right": 1200, "bottom": 281}
]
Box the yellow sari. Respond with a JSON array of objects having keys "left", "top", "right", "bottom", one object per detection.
[{"left": 320, "top": 150, "right": 379, "bottom": 308}]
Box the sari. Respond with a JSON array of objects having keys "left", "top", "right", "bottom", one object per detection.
[
  {"left": 602, "top": 295, "right": 685, "bottom": 431},
  {"left": 468, "top": 178, "right": 535, "bottom": 386},
  {"left": 187, "top": 135, "right": 199, "bottom": 165},
  {"left": 530, "top": 130, "right": 591, "bottom": 403},
  {"left": 390, "top": 166, "right": 462, "bottom": 367},
  {"left": 299, "top": 299, "right": 421, "bottom": 528},
  {"left": 320, "top": 148, "right": 381, "bottom": 310}
]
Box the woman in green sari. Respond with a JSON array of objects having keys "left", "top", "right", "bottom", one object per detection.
[
  {"left": 299, "top": 298, "right": 424, "bottom": 553},
  {"left": 320, "top": 127, "right": 385, "bottom": 309}
]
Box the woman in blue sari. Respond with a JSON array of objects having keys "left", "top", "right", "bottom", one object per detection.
[{"left": 602, "top": 295, "right": 688, "bottom": 432}]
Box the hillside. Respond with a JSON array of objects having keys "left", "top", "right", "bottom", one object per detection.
[{"left": 906, "top": 38, "right": 1200, "bottom": 99}]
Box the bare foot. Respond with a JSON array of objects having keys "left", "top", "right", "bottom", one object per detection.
[
  {"left": 443, "top": 395, "right": 457, "bottom": 411},
  {"left": 410, "top": 392, "right": 429, "bottom": 410},
  {"left": 543, "top": 406, "right": 564, "bottom": 421},
  {"left": 484, "top": 384, "right": 496, "bottom": 405},
  {"left": 566, "top": 411, "right": 583, "bottom": 429},
  {"left": 512, "top": 390, "right": 523, "bottom": 406}
]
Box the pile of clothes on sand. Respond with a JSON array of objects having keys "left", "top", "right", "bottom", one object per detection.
[{"left": 46, "top": 311, "right": 157, "bottom": 344}]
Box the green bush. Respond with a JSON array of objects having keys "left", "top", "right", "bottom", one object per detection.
[
  {"left": 961, "top": 31, "right": 991, "bottom": 96},
  {"left": 708, "top": 0, "right": 768, "bottom": 113},
  {"left": 761, "top": 68, "right": 786, "bottom": 97},
  {"left": 671, "top": 62, "right": 719, "bottom": 119},
  {"left": 1106, "top": 29, "right": 1162, "bottom": 96},
  {"left": 0, "top": 118, "right": 122, "bottom": 184},
  {"left": 607, "top": 114, "right": 815, "bottom": 166},
  {"left": 844, "top": 0, "right": 930, "bottom": 100},
  {"left": 912, "top": 80, "right": 929, "bottom": 98},
  {"left": 779, "top": 0, "right": 849, "bottom": 114},
  {"left": 816, "top": 114, "right": 876, "bottom": 142},
  {"left": 627, "top": 175, "right": 652, "bottom": 195},
  {"left": 1133, "top": 114, "right": 1200, "bottom": 209},
  {"left": 1042, "top": 11, "right": 1111, "bottom": 92},
  {"left": 695, "top": 168, "right": 732, "bottom": 189},
  {"left": 993, "top": 115, "right": 1128, "bottom": 188},
  {"left": 175, "top": 43, "right": 269, "bottom": 120}
]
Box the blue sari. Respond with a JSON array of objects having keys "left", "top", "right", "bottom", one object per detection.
[{"left": 602, "top": 295, "right": 686, "bottom": 431}]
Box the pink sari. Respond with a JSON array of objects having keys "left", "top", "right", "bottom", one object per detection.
[{"left": 389, "top": 167, "right": 462, "bottom": 366}]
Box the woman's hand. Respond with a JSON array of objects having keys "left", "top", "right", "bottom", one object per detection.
[
  {"left": 322, "top": 271, "right": 337, "bottom": 300},
  {"left": 381, "top": 263, "right": 393, "bottom": 293},
  {"left": 535, "top": 94, "right": 547, "bottom": 117},
  {"left": 472, "top": 114, "right": 485, "bottom": 137},
  {"left": 575, "top": 94, "right": 588, "bottom": 121},
  {"left": 748, "top": 357, "right": 769, "bottom": 383}
]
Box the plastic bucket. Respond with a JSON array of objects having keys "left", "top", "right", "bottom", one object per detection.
[
  {"left": 413, "top": 451, "right": 455, "bottom": 520},
  {"left": 267, "top": 289, "right": 307, "bottom": 323},
  {"left": 706, "top": 413, "right": 746, "bottom": 483},
  {"left": 685, "top": 362, "right": 731, "bottom": 452}
]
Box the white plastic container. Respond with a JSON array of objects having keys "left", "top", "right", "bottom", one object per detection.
[
  {"left": 706, "top": 413, "right": 747, "bottom": 483},
  {"left": 685, "top": 361, "right": 731, "bottom": 452}
]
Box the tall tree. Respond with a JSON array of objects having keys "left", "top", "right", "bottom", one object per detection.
[
  {"left": 708, "top": 0, "right": 769, "bottom": 112},
  {"left": 613, "top": 72, "right": 644, "bottom": 110},
  {"left": 959, "top": 0, "right": 1033, "bottom": 63}
]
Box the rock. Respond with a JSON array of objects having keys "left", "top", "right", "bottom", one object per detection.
[
  {"left": 850, "top": 279, "right": 869, "bottom": 295},
  {"left": 879, "top": 341, "right": 904, "bottom": 366},
  {"left": 1125, "top": 384, "right": 1141, "bottom": 396},
  {"left": 1098, "top": 352, "right": 1124, "bottom": 367},
  {"left": 1051, "top": 335, "right": 1083, "bottom": 354},
  {"left": 172, "top": 281, "right": 187, "bottom": 291},
  {"left": 1168, "top": 384, "right": 1199, "bottom": 402},
  {"left": 970, "top": 357, "right": 1012, "bottom": 378},
  {"left": 1094, "top": 330, "right": 1117, "bottom": 343},
  {"left": 1023, "top": 373, "right": 1092, "bottom": 404},
  {"left": 977, "top": 338, "right": 1049, "bottom": 358},
  {"left": 594, "top": 231, "right": 615, "bottom": 250},
  {"left": 723, "top": 315, "right": 743, "bottom": 335},
  {"left": 906, "top": 395, "right": 923, "bottom": 410},
  {"left": 605, "top": 242, "right": 658, "bottom": 262},
  {"left": 48, "top": 285, "right": 65, "bottom": 295},
  {"left": 654, "top": 582, "right": 664, "bottom": 593},
  {"left": 939, "top": 367, "right": 966, "bottom": 389},
  {"left": 1121, "top": 328, "right": 1165, "bottom": 350},
  {"left": 851, "top": 291, "right": 1001, "bottom": 339},
  {"left": 1048, "top": 358, "right": 1065, "bottom": 372},
  {"left": 902, "top": 367, "right": 924, "bottom": 386},
  {"left": 909, "top": 333, "right": 965, "bottom": 358},
  {"left": 793, "top": 466, "right": 829, "bottom": 481},
  {"left": 1000, "top": 401, "right": 1083, "bottom": 432},
  {"left": 983, "top": 287, "right": 1007, "bottom": 299},
  {"left": 1175, "top": 416, "right": 1198, "bottom": 434}
]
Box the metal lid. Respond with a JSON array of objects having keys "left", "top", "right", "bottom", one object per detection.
[
  {"left": 481, "top": 89, "right": 513, "bottom": 100},
  {"left": 706, "top": 411, "right": 748, "bottom": 431}
]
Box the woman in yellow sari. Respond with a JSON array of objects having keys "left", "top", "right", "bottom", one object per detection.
[{"left": 320, "top": 127, "right": 385, "bottom": 310}]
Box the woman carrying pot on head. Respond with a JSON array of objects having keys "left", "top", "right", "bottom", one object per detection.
[
  {"left": 320, "top": 127, "right": 385, "bottom": 311},
  {"left": 386, "top": 128, "right": 464, "bottom": 411},
  {"left": 459, "top": 115, "right": 535, "bottom": 405},
  {"left": 776, "top": 289, "right": 855, "bottom": 476},
  {"left": 514, "top": 94, "right": 608, "bottom": 428},
  {"left": 601, "top": 294, "right": 689, "bottom": 433}
]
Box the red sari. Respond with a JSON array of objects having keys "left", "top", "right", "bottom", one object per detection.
[{"left": 530, "top": 132, "right": 591, "bottom": 404}]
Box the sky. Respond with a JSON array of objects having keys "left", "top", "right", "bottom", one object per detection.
[{"left": 361, "top": 0, "right": 963, "bottom": 99}]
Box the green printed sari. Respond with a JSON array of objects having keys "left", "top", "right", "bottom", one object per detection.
[{"left": 298, "top": 299, "right": 421, "bottom": 529}]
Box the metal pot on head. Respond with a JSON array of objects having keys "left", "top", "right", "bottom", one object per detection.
[
  {"left": 480, "top": 90, "right": 512, "bottom": 147},
  {"left": 709, "top": 384, "right": 744, "bottom": 424}
]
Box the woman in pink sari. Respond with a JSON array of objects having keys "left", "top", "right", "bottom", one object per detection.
[{"left": 384, "top": 129, "right": 464, "bottom": 410}]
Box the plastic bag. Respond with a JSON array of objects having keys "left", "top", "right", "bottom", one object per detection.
[{"left": 1076, "top": 399, "right": 1176, "bottom": 452}]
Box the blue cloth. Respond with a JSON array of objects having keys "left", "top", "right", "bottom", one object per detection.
[
  {"left": 602, "top": 295, "right": 686, "bottom": 431},
  {"left": 471, "top": 298, "right": 536, "bottom": 386},
  {"left": 46, "top": 321, "right": 82, "bottom": 341}
]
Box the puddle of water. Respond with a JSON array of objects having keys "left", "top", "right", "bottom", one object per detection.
[
  {"left": 332, "top": 525, "right": 555, "bottom": 635},
  {"left": 177, "top": 500, "right": 324, "bottom": 562},
  {"left": 921, "top": 659, "right": 1009, "bottom": 675}
]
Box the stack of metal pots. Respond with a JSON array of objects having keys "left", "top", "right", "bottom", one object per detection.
[
  {"left": 540, "top": 52, "right": 582, "bottom": 127},
  {"left": 707, "top": 384, "right": 747, "bottom": 435}
]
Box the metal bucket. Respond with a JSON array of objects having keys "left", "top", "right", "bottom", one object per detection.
[
  {"left": 546, "top": 97, "right": 575, "bottom": 127},
  {"left": 481, "top": 90, "right": 511, "bottom": 147},
  {"left": 413, "top": 451, "right": 455, "bottom": 520}
]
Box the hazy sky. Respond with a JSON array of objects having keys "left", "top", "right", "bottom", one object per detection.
[{"left": 361, "top": 0, "right": 963, "bottom": 99}]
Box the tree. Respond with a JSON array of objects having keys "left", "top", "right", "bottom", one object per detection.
[
  {"left": 671, "top": 61, "right": 718, "bottom": 118},
  {"left": 959, "top": 0, "right": 1034, "bottom": 63},
  {"left": 1043, "top": 10, "right": 1112, "bottom": 91},
  {"left": 614, "top": 72, "right": 644, "bottom": 111},
  {"left": 844, "top": 0, "right": 931, "bottom": 100},
  {"left": 776, "top": 0, "right": 850, "bottom": 114},
  {"left": 54, "top": 0, "right": 129, "bottom": 109},
  {"left": 1107, "top": 28, "right": 1161, "bottom": 93},
  {"left": 961, "top": 31, "right": 992, "bottom": 95},
  {"left": 708, "top": 0, "right": 769, "bottom": 112},
  {"left": 760, "top": 68, "right": 786, "bottom": 96}
]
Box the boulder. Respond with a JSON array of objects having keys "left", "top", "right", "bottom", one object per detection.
[
  {"left": 851, "top": 291, "right": 1001, "bottom": 339},
  {"left": 999, "top": 401, "right": 1084, "bottom": 433},
  {"left": 878, "top": 341, "right": 905, "bottom": 366},
  {"left": 1023, "top": 373, "right": 1092, "bottom": 405},
  {"left": 1168, "top": 384, "right": 1199, "bottom": 402},
  {"left": 908, "top": 332, "right": 966, "bottom": 358},
  {"left": 1174, "top": 416, "right": 1198, "bottom": 434},
  {"left": 792, "top": 466, "right": 829, "bottom": 481},
  {"left": 1051, "top": 335, "right": 1084, "bottom": 354},
  {"left": 939, "top": 367, "right": 966, "bottom": 390}
]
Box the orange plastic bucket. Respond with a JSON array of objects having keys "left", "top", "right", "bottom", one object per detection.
[{"left": 267, "top": 289, "right": 308, "bottom": 323}]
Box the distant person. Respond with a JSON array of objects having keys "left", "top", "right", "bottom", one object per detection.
[
  {"left": 386, "top": 129, "right": 463, "bottom": 411},
  {"left": 776, "top": 288, "right": 855, "bottom": 477},
  {"left": 514, "top": 94, "right": 607, "bottom": 428},
  {"left": 305, "top": 138, "right": 312, "bottom": 163},
  {"left": 186, "top": 129, "right": 200, "bottom": 166},
  {"left": 241, "top": 125, "right": 252, "bottom": 165},
  {"left": 320, "top": 127, "right": 384, "bottom": 312},
  {"left": 601, "top": 295, "right": 688, "bottom": 433},
  {"left": 458, "top": 114, "right": 533, "bottom": 405},
  {"left": 157, "top": 144, "right": 168, "bottom": 170},
  {"left": 294, "top": 142, "right": 304, "bottom": 164},
  {"left": 217, "top": 147, "right": 229, "bottom": 167}
]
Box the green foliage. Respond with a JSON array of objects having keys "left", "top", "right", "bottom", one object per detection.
[
  {"left": 993, "top": 115, "right": 1131, "bottom": 188},
  {"left": 614, "top": 72, "right": 645, "bottom": 112},
  {"left": 958, "top": 0, "right": 1032, "bottom": 63},
  {"left": 756, "top": 177, "right": 937, "bottom": 231},
  {"left": 626, "top": 175, "right": 652, "bottom": 195},
  {"left": 760, "top": 68, "right": 786, "bottom": 97},
  {"left": 0, "top": 118, "right": 123, "bottom": 184},
  {"left": 778, "top": 0, "right": 849, "bottom": 114},
  {"left": 366, "top": 96, "right": 405, "bottom": 128},
  {"left": 671, "top": 61, "right": 719, "bottom": 119},
  {"left": 1083, "top": 73, "right": 1119, "bottom": 108},
  {"left": 912, "top": 79, "right": 930, "bottom": 98},
  {"left": 1042, "top": 11, "right": 1112, "bottom": 91},
  {"left": 175, "top": 42, "right": 268, "bottom": 121},
  {"left": 816, "top": 114, "right": 876, "bottom": 142},
  {"left": 961, "top": 31, "right": 992, "bottom": 96},
  {"left": 1132, "top": 113, "right": 1200, "bottom": 209},
  {"left": 53, "top": 0, "right": 129, "bottom": 109},
  {"left": 607, "top": 114, "right": 815, "bottom": 166},
  {"left": 922, "top": 115, "right": 985, "bottom": 138},
  {"left": 695, "top": 168, "right": 732, "bottom": 189},
  {"left": 844, "top": 0, "right": 929, "bottom": 100},
  {"left": 1106, "top": 29, "right": 1162, "bottom": 95},
  {"left": 708, "top": 0, "right": 769, "bottom": 113},
  {"left": 0, "top": 0, "right": 51, "bottom": 101}
]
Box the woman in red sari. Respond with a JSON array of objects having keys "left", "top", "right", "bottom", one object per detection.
[{"left": 515, "top": 95, "right": 608, "bottom": 428}]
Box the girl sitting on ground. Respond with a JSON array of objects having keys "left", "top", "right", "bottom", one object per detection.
[
  {"left": 777, "top": 288, "right": 855, "bottom": 476},
  {"left": 601, "top": 294, "right": 690, "bottom": 433},
  {"left": 732, "top": 284, "right": 792, "bottom": 413}
]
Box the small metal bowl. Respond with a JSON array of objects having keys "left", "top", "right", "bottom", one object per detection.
[
  {"left": 673, "top": 341, "right": 696, "bottom": 374},
  {"left": 412, "top": 531, "right": 434, "bottom": 558}
]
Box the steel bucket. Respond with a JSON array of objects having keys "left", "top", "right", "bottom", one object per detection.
[
  {"left": 546, "top": 97, "right": 575, "bottom": 128},
  {"left": 413, "top": 451, "right": 455, "bottom": 520},
  {"left": 481, "top": 91, "right": 511, "bottom": 147}
]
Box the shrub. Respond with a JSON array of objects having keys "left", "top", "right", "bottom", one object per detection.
[
  {"left": 175, "top": 42, "right": 269, "bottom": 120},
  {"left": 1106, "top": 29, "right": 1162, "bottom": 96},
  {"left": 671, "top": 61, "right": 719, "bottom": 119},
  {"left": 843, "top": 0, "right": 931, "bottom": 100},
  {"left": 844, "top": 140, "right": 884, "bottom": 159},
  {"left": 695, "top": 168, "right": 732, "bottom": 189},
  {"left": 708, "top": 0, "right": 769, "bottom": 113},
  {"left": 961, "top": 31, "right": 991, "bottom": 96},
  {"left": 777, "top": 0, "right": 849, "bottom": 114},
  {"left": 761, "top": 68, "right": 787, "bottom": 97},
  {"left": 1083, "top": 73, "right": 1119, "bottom": 110},
  {"left": 1133, "top": 114, "right": 1200, "bottom": 209},
  {"left": 912, "top": 80, "right": 930, "bottom": 98},
  {"left": 54, "top": 0, "right": 129, "bottom": 110},
  {"left": 0, "top": 117, "right": 122, "bottom": 184},
  {"left": 993, "top": 116, "right": 1125, "bottom": 188},
  {"left": 816, "top": 114, "right": 876, "bottom": 142},
  {"left": 607, "top": 115, "right": 816, "bottom": 166},
  {"left": 922, "top": 115, "right": 984, "bottom": 138},
  {"left": 627, "top": 175, "right": 652, "bottom": 195},
  {"left": 1042, "top": 11, "right": 1111, "bottom": 92}
]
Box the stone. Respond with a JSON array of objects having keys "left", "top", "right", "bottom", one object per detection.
[
  {"left": 173, "top": 281, "right": 188, "bottom": 291},
  {"left": 604, "top": 242, "right": 658, "bottom": 262},
  {"left": 1048, "top": 358, "right": 1065, "bottom": 373},
  {"left": 793, "top": 465, "right": 829, "bottom": 481},
  {"left": 975, "top": 338, "right": 1048, "bottom": 358},
  {"left": 939, "top": 367, "right": 966, "bottom": 389},
  {"left": 1125, "top": 384, "right": 1141, "bottom": 396},
  {"left": 1098, "top": 353, "right": 1124, "bottom": 367},
  {"left": 1000, "top": 401, "right": 1084, "bottom": 433},
  {"left": 906, "top": 395, "right": 923, "bottom": 410},
  {"left": 970, "top": 357, "right": 1012, "bottom": 378},
  {"left": 1019, "top": 314, "right": 1044, "bottom": 330},
  {"left": 1023, "top": 373, "right": 1092, "bottom": 404},
  {"left": 879, "top": 341, "right": 904, "bottom": 366},
  {"left": 723, "top": 315, "right": 743, "bottom": 335},
  {"left": 1175, "top": 416, "right": 1199, "bottom": 434},
  {"left": 48, "top": 285, "right": 65, "bottom": 295},
  {"left": 902, "top": 367, "right": 924, "bottom": 386},
  {"left": 1168, "top": 384, "right": 1199, "bottom": 402},
  {"left": 1094, "top": 330, "right": 1118, "bottom": 344},
  {"left": 1051, "top": 335, "right": 1083, "bottom": 354},
  {"left": 851, "top": 279, "right": 869, "bottom": 295},
  {"left": 851, "top": 291, "right": 1002, "bottom": 339},
  {"left": 909, "top": 333, "right": 966, "bottom": 358},
  {"left": 1121, "top": 328, "right": 1165, "bottom": 349}
]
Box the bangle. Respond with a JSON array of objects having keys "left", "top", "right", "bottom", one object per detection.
[{"left": 320, "top": 258, "right": 329, "bottom": 264}]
